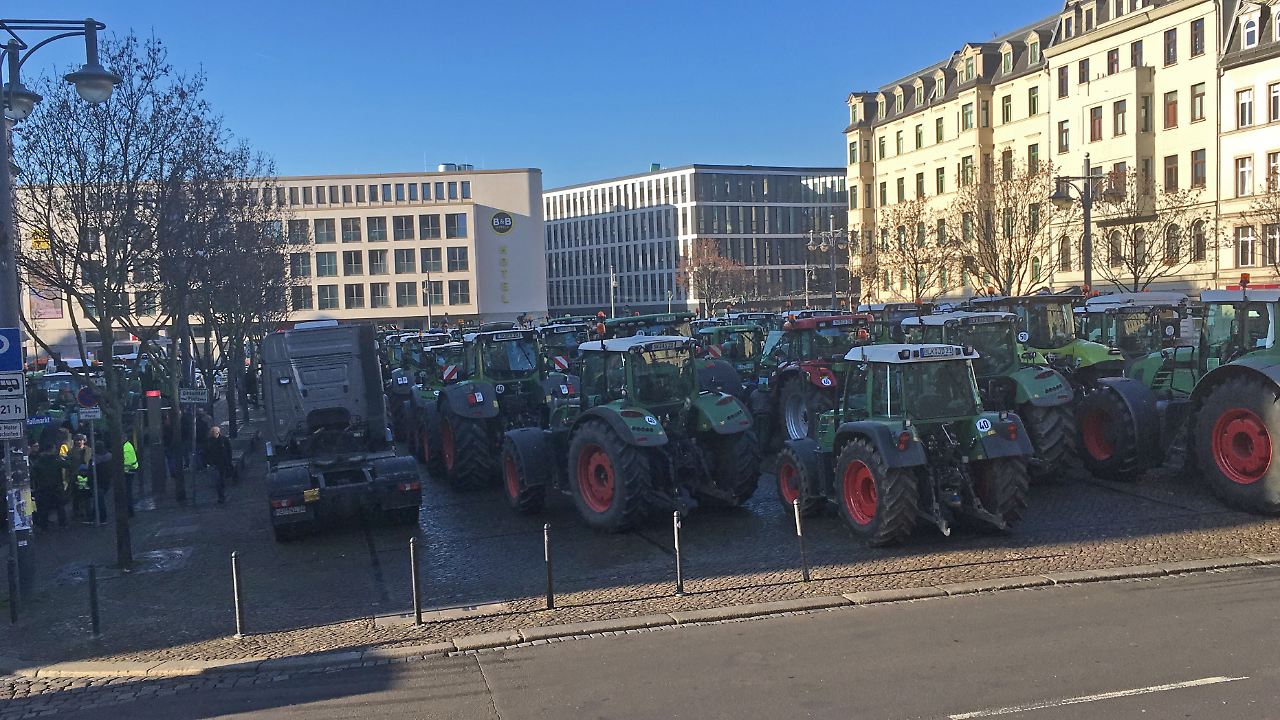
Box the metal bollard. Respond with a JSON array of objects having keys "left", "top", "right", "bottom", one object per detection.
[
  {"left": 88, "top": 563, "right": 100, "bottom": 636},
  {"left": 231, "top": 551, "right": 245, "bottom": 638},
  {"left": 543, "top": 524, "right": 554, "bottom": 610},
  {"left": 673, "top": 511, "right": 684, "bottom": 596},
  {"left": 793, "top": 499, "right": 811, "bottom": 583},
  {"left": 409, "top": 537, "right": 422, "bottom": 626},
  {"left": 7, "top": 555, "right": 17, "bottom": 624}
]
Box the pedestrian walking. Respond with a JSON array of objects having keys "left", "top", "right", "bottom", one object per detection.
[
  {"left": 202, "top": 425, "right": 232, "bottom": 504},
  {"left": 30, "top": 444, "right": 67, "bottom": 531}
]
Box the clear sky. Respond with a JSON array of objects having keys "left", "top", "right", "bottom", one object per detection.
[{"left": 17, "top": 0, "right": 1061, "bottom": 188}]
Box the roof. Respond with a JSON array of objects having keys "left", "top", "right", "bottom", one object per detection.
[
  {"left": 1201, "top": 289, "right": 1280, "bottom": 304},
  {"left": 786, "top": 313, "right": 872, "bottom": 330},
  {"left": 902, "top": 311, "right": 1017, "bottom": 327},
  {"left": 538, "top": 323, "right": 589, "bottom": 333},
  {"left": 605, "top": 312, "right": 695, "bottom": 326},
  {"left": 421, "top": 341, "right": 463, "bottom": 351},
  {"left": 546, "top": 164, "right": 846, "bottom": 193},
  {"left": 463, "top": 328, "right": 536, "bottom": 342},
  {"left": 1083, "top": 292, "right": 1189, "bottom": 310},
  {"left": 578, "top": 336, "right": 694, "bottom": 353},
  {"left": 844, "top": 344, "right": 980, "bottom": 364}
]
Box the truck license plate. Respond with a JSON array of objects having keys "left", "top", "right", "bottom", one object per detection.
[{"left": 273, "top": 506, "right": 306, "bottom": 516}]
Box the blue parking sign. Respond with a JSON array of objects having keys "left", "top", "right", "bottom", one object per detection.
[{"left": 0, "top": 328, "right": 20, "bottom": 371}]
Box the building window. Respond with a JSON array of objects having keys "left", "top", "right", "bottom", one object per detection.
[
  {"left": 962, "top": 103, "right": 974, "bottom": 130},
  {"left": 1163, "top": 226, "right": 1181, "bottom": 265},
  {"left": 1141, "top": 95, "right": 1153, "bottom": 132},
  {"left": 448, "top": 280, "right": 471, "bottom": 305},
  {"left": 1191, "top": 18, "right": 1205, "bottom": 56},
  {"left": 878, "top": 136, "right": 886, "bottom": 159},
  {"left": 1029, "top": 40, "right": 1040, "bottom": 64},
  {"left": 1270, "top": 152, "right": 1280, "bottom": 190},
  {"left": 422, "top": 280, "right": 443, "bottom": 307},
  {"left": 964, "top": 56, "right": 975, "bottom": 82},
  {"left": 879, "top": 182, "right": 887, "bottom": 206},
  {"left": 1059, "top": 235, "right": 1071, "bottom": 271},
  {"left": 317, "top": 285, "right": 339, "bottom": 310},
  {"left": 447, "top": 182, "right": 458, "bottom": 200},
  {"left": 408, "top": 183, "right": 418, "bottom": 201},
  {"left": 316, "top": 252, "right": 337, "bottom": 277},
  {"left": 461, "top": 181, "right": 471, "bottom": 199},
  {"left": 935, "top": 117, "right": 944, "bottom": 142},
  {"left": 288, "top": 219, "right": 309, "bottom": 244},
  {"left": 961, "top": 156, "right": 974, "bottom": 186},
  {"left": 916, "top": 172, "right": 926, "bottom": 197},
  {"left": 1271, "top": 83, "right": 1280, "bottom": 121},
  {"left": 1109, "top": 232, "right": 1123, "bottom": 268},
  {"left": 394, "top": 184, "right": 405, "bottom": 202},
  {"left": 1058, "top": 66, "right": 1069, "bottom": 98},
  {"left": 421, "top": 247, "right": 442, "bottom": 273},
  {"left": 303, "top": 187, "right": 313, "bottom": 205},
  {"left": 1244, "top": 18, "right": 1258, "bottom": 49},
  {"left": 1113, "top": 99, "right": 1127, "bottom": 136},
  {"left": 445, "top": 213, "right": 468, "bottom": 239},
  {"left": 394, "top": 248, "right": 416, "bottom": 274},
  {"left": 291, "top": 286, "right": 313, "bottom": 311},
  {"left": 896, "top": 177, "right": 905, "bottom": 202},
  {"left": 1001, "top": 149, "right": 1014, "bottom": 181},
  {"left": 1028, "top": 143, "right": 1040, "bottom": 174},
  {"left": 1164, "top": 28, "right": 1177, "bottom": 65},
  {"left": 367, "top": 216, "right": 387, "bottom": 241},
  {"left": 1163, "top": 155, "right": 1179, "bottom": 192},
  {"left": 1190, "top": 83, "right": 1205, "bottom": 122},
  {"left": 1078, "top": 58, "right": 1090, "bottom": 83},
  {"left": 393, "top": 215, "right": 415, "bottom": 241},
  {"left": 1238, "top": 227, "right": 1257, "bottom": 267},
  {"left": 289, "top": 253, "right": 310, "bottom": 278},
  {"left": 1163, "top": 91, "right": 1178, "bottom": 129},
  {"left": 447, "top": 247, "right": 469, "bottom": 272},
  {"left": 341, "top": 217, "right": 361, "bottom": 242},
  {"left": 1058, "top": 120, "right": 1070, "bottom": 153},
  {"left": 369, "top": 249, "right": 388, "bottom": 275},
  {"left": 314, "top": 218, "right": 335, "bottom": 244},
  {"left": 1238, "top": 156, "right": 1255, "bottom": 196},
  {"left": 1192, "top": 149, "right": 1206, "bottom": 188},
  {"left": 1239, "top": 88, "right": 1255, "bottom": 128},
  {"left": 344, "top": 284, "right": 365, "bottom": 309},
  {"left": 420, "top": 214, "right": 441, "bottom": 239},
  {"left": 370, "top": 282, "right": 390, "bottom": 308},
  {"left": 915, "top": 124, "right": 923, "bottom": 149},
  {"left": 848, "top": 141, "right": 858, "bottom": 164},
  {"left": 1028, "top": 86, "right": 1039, "bottom": 115},
  {"left": 396, "top": 281, "right": 418, "bottom": 307},
  {"left": 341, "top": 185, "right": 352, "bottom": 203},
  {"left": 342, "top": 250, "right": 363, "bottom": 275},
  {"left": 1090, "top": 106, "right": 1103, "bottom": 141},
  {"left": 1107, "top": 48, "right": 1120, "bottom": 75},
  {"left": 355, "top": 185, "right": 365, "bottom": 203},
  {"left": 1131, "top": 39, "right": 1143, "bottom": 67},
  {"left": 936, "top": 167, "right": 946, "bottom": 194},
  {"left": 1002, "top": 50, "right": 1012, "bottom": 74},
  {"left": 1001, "top": 95, "right": 1012, "bottom": 124},
  {"left": 434, "top": 181, "right": 444, "bottom": 199},
  {"left": 896, "top": 130, "right": 904, "bottom": 155}
]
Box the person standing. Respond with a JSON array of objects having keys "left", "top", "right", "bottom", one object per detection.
[
  {"left": 202, "top": 425, "right": 232, "bottom": 504},
  {"left": 122, "top": 435, "right": 139, "bottom": 517},
  {"left": 69, "top": 434, "right": 93, "bottom": 522},
  {"left": 30, "top": 444, "right": 67, "bottom": 531}
]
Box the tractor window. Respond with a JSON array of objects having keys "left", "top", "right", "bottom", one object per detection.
[
  {"left": 481, "top": 338, "right": 539, "bottom": 380},
  {"left": 902, "top": 361, "right": 980, "bottom": 420},
  {"left": 582, "top": 352, "right": 626, "bottom": 402},
  {"left": 631, "top": 348, "right": 693, "bottom": 405},
  {"left": 843, "top": 363, "right": 870, "bottom": 419},
  {"left": 869, "top": 365, "right": 900, "bottom": 417},
  {"left": 963, "top": 322, "right": 1017, "bottom": 377},
  {"left": 1024, "top": 302, "right": 1076, "bottom": 348},
  {"left": 1079, "top": 313, "right": 1106, "bottom": 344},
  {"left": 812, "top": 327, "right": 867, "bottom": 359},
  {"left": 717, "top": 330, "right": 760, "bottom": 362},
  {"left": 1114, "top": 311, "right": 1157, "bottom": 356},
  {"left": 1204, "top": 303, "right": 1272, "bottom": 363}
]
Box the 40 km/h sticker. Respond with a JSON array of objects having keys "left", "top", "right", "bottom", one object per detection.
[{"left": 976, "top": 418, "right": 993, "bottom": 433}]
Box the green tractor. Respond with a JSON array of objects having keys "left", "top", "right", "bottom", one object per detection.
[
  {"left": 423, "top": 325, "right": 579, "bottom": 491},
  {"left": 694, "top": 322, "right": 765, "bottom": 393},
  {"left": 498, "top": 335, "right": 759, "bottom": 531},
  {"left": 776, "top": 343, "right": 1033, "bottom": 545},
  {"left": 536, "top": 322, "right": 591, "bottom": 374},
  {"left": 397, "top": 339, "right": 466, "bottom": 470},
  {"left": 385, "top": 332, "right": 450, "bottom": 437},
  {"left": 1076, "top": 280, "right": 1280, "bottom": 514},
  {"left": 599, "top": 311, "right": 696, "bottom": 340},
  {"left": 1074, "top": 292, "right": 1193, "bottom": 362},
  {"left": 901, "top": 312, "right": 1075, "bottom": 478},
  {"left": 967, "top": 291, "right": 1124, "bottom": 390},
  {"left": 858, "top": 302, "right": 934, "bottom": 342}
]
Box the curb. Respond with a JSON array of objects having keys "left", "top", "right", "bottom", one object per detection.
[{"left": 3, "top": 554, "right": 1274, "bottom": 679}]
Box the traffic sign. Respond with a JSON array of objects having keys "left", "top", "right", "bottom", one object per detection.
[
  {"left": 0, "top": 370, "right": 24, "bottom": 399},
  {"left": 0, "top": 422, "right": 23, "bottom": 440},
  {"left": 0, "top": 328, "right": 21, "bottom": 371},
  {"left": 78, "top": 406, "right": 102, "bottom": 421},
  {"left": 179, "top": 388, "right": 209, "bottom": 405},
  {"left": 0, "top": 398, "right": 27, "bottom": 422},
  {"left": 77, "top": 385, "right": 98, "bottom": 408}
]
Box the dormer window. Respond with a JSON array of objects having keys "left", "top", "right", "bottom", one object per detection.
[
  {"left": 1030, "top": 40, "right": 1040, "bottom": 63},
  {"left": 937, "top": 75, "right": 946, "bottom": 95},
  {"left": 1064, "top": 17, "right": 1074, "bottom": 39},
  {"left": 896, "top": 93, "right": 903, "bottom": 112},
  {"left": 1002, "top": 50, "right": 1013, "bottom": 73},
  {"left": 915, "top": 85, "right": 924, "bottom": 106},
  {"left": 1244, "top": 17, "right": 1258, "bottom": 49},
  {"left": 964, "top": 57, "right": 975, "bottom": 82}
]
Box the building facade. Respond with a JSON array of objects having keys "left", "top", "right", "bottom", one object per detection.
[{"left": 544, "top": 165, "right": 848, "bottom": 316}]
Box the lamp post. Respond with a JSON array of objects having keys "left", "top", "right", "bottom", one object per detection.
[
  {"left": 1049, "top": 153, "right": 1105, "bottom": 291},
  {"left": 1, "top": 18, "right": 119, "bottom": 597},
  {"left": 424, "top": 270, "right": 433, "bottom": 330},
  {"left": 807, "top": 213, "right": 849, "bottom": 311},
  {"left": 608, "top": 264, "right": 617, "bottom": 318}
]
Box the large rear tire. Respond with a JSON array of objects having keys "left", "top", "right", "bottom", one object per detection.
[
  {"left": 1076, "top": 387, "right": 1143, "bottom": 481},
  {"left": 779, "top": 378, "right": 834, "bottom": 441},
  {"left": 776, "top": 440, "right": 824, "bottom": 516},
  {"left": 568, "top": 421, "right": 650, "bottom": 531},
  {"left": 1194, "top": 376, "right": 1280, "bottom": 514},
  {"left": 833, "top": 438, "right": 918, "bottom": 546},
  {"left": 501, "top": 431, "right": 548, "bottom": 514},
  {"left": 417, "top": 405, "right": 445, "bottom": 477},
  {"left": 971, "top": 457, "right": 1030, "bottom": 527},
  {"left": 702, "top": 429, "right": 762, "bottom": 507},
  {"left": 1020, "top": 403, "right": 1076, "bottom": 480},
  {"left": 440, "top": 412, "right": 496, "bottom": 491}
]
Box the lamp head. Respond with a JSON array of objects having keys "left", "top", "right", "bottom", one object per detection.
[
  {"left": 2, "top": 82, "right": 41, "bottom": 121},
  {"left": 64, "top": 63, "right": 120, "bottom": 104}
]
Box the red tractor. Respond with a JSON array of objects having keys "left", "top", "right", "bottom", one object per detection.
[{"left": 751, "top": 313, "right": 875, "bottom": 445}]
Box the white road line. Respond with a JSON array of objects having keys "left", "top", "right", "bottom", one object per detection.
[{"left": 948, "top": 675, "right": 1250, "bottom": 719}]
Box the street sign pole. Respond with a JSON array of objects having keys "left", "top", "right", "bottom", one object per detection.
[
  {"left": 89, "top": 422, "right": 99, "bottom": 526},
  {"left": 0, "top": 327, "right": 31, "bottom": 596}
]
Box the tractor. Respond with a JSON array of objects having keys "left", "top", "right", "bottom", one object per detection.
[
  {"left": 425, "top": 325, "right": 579, "bottom": 491},
  {"left": 1075, "top": 278, "right": 1280, "bottom": 514},
  {"left": 723, "top": 311, "right": 782, "bottom": 331},
  {"left": 753, "top": 313, "right": 875, "bottom": 443},
  {"left": 397, "top": 339, "right": 466, "bottom": 471},
  {"left": 776, "top": 343, "right": 1034, "bottom": 546},
  {"left": 859, "top": 302, "right": 935, "bottom": 342},
  {"left": 600, "top": 310, "right": 742, "bottom": 397},
  {"left": 537, "top": 322, "right": 591, "bottom": 374},
  {"left": 694, "top": 322, "right": 765, "bottom": 395},
  {"left": 1074, "top": 292, "right": 1193, "bottom": 362},
  {"left": 498, "top": 335, "right": 758, "bottom": 531},
  {"left": 901, "top": 311, "right": 1075, "bottom": 478}
]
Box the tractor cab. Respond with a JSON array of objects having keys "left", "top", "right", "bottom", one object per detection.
[
  {"left": 836, "top": 344, "right": 983, "bottom": 425},
  {"left": 967, "top": 292, "right": 1122, "bottom": 387},
  {"left": 1076, "top": 292, "right": 1190, "bottom": 360},
  {"left": 537, "top": 323, "right": 591, "bottom": 373},
  {"left": 578, "top": 335, "right": 697, "bottom": 416},
  {"left": 761, "top": 314, "right": 875, "bottom": 373},
  {"left": 405, "top": 340, "right": 467, "bottom": 387},
  {"left": 859, "top": 302, "right": 934, "bottom": 342},
  {"left": 902, "top": 312, "right": 1021, "bottom": 378},
  {"left": 724, "top": 312, "right": 782, "bottom": 331},
  {"left": 1200, "top": 288, "right": 1280, "bottom": 370},
  {"left": 599, "top": 312, "right": 696, "bottom": 340},
  {"left": 695, "top": 323, "right": 765, "bottom": 379}
]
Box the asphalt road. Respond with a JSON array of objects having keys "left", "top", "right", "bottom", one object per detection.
[{"left": 48, "top": 564, "right": 1280, "bottom": 719}]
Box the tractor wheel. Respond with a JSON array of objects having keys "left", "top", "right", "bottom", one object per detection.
[
  {"left": 568, "top": 421, "right": 650, "bottom": 531},
  {"left": 1195, "top": 376, "right": 1280, "bottom": 514},
  {"left": 833, "top": 438, "right": 918, "bottom": 546},
  {"left": 971, "top": 456, "right": 1030, "bottom": 528},
  {"left": 779, "top": 378, "right": 834, "bottom": 441},
  {"left": 417, "top": 407, "right": 445, "bottom": 478},
  {"left": 501, "top": 431, "right": 547, "bottom": 514},
  {"left": 1019, "top": 403, "right": 1077, "bottom": 480},
  {"left": 440, "top": 412, "right": 496, "bottom": 491},
  {"left": 1076, "top": 387, "right": 1143, "bottom": 481},
  {"left": 776, "top": 440, "right": 824, "bottom": 516},
  {"left": 701, "top": 429, "right": 762, "bottom": 507}
]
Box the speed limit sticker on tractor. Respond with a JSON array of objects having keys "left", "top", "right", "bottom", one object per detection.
[{"left": 976, "top": 418, "right": 993, "bottom": 433}]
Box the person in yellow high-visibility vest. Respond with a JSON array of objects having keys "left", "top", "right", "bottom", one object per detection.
[{"left": 122, "top": 438, "right": 139, "bottom": 518}]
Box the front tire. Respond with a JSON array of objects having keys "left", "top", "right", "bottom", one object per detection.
[
  {"left": 833, "top": 439, "right": 918, "bottom": 546},
  {"left": 440, "top": 412, "right": 496, "bottom": 491},
  {"left": 779, "top": 378, "right": 833, "bottom": 441},
  {"left": 1195, "top": 376, "right": 1280, "bottom": 514},
  {"left": 1076, "top": 387, "right": 1143, "bottom": 481},
  {"left": 1020, "top": 403, "right": 1076, "bottom": 480},
  {"left": 568, "top": 421, "right": 650, "bottom": 531}
]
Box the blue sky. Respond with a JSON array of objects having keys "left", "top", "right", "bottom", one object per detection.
[{"left": 19, "top": 0, "right": 1060, "bottom": 188}]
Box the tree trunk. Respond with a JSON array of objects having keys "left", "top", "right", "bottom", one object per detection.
[{"left": 98, "top": 323, "right": 132, "bottom": 569}]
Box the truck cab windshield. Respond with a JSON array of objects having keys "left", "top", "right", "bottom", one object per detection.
[
  {"left": 632, "top": 348, "right": 692, "bottom": 405},
  {"left": 873, "top": 362, "right": 978, "bottom": 420},
  {"left": 1020, "top": 302, "right": 1075, "bottom": 348},
  {"left": 1204, "top": 302, "right": 1272, "bottom": 364},
  {"left": 964, "top": 323, "right": 1017, "bottom": 376},
  {"left": 812, "top": 327, "right": 865, "bottom": 358},
  {"left": 482, "top": 338, "right": 539, "bottom": 380}
]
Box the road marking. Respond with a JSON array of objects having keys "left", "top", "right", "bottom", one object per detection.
[{"left": 948, "top": 675, "right": 1249, "bottom": 718}]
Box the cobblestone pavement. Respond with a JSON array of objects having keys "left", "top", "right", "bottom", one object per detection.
[{"left": 3, "top": 420, "right": 1279, "bottom": 678}]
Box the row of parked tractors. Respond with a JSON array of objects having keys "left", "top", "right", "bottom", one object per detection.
[{"left": 378, "top": 278, "right": 1280, "bottom": 546}]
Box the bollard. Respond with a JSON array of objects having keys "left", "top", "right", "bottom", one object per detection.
[
  {"left": 409, "top": 537, "right": 422, "bottom": 626},
  {"left": 673, "top": 511, "right": 684, "bottom": 596},
  {"left": 793, "top": 499, "right": 811, "bottom": 583},
  {"left": 7, "top": 555, "right": 17, "bottom": 624},
  {"left": 88, "top": 563, "right": 100, "bottom": 636},
  {"left": 543, "top": 524, "right": 554, "bottom": 610},
  {"left": 231, "top": 551, "right": 245, "bottom": 638}
]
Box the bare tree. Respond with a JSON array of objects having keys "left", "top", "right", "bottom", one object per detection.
[
  {"left": 947, "top": 160, "right": 1075, "bottom": 296},
  {"left": 1090, "top": 168, "right": 1216, "bottom": 292},
  {"left": 874, "top": 197, "right": 958, "bottom": 303},
  {"left": 676, "top": 238, "right": 750, "bottom": 316}
]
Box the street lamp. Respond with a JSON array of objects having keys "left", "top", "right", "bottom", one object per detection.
[
  {"left": 807, "top": 213, "right": 849, "bottom": 311},
  {"left": 1050, "top": 152, "right": 1105, "bottom": 291},
  {"left": 0, "top": 17, "right": 118, "bottom": 600}
]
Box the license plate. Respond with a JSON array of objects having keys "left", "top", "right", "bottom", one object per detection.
[
  {"left": 303, "top": 488, "right": 320, "bottom": 502},
  {"left": 920, "top": 346, "right": 957, "bottom": 358},
  {"left": 273, "top": 506, "right": 306, "bottom": 516}
]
